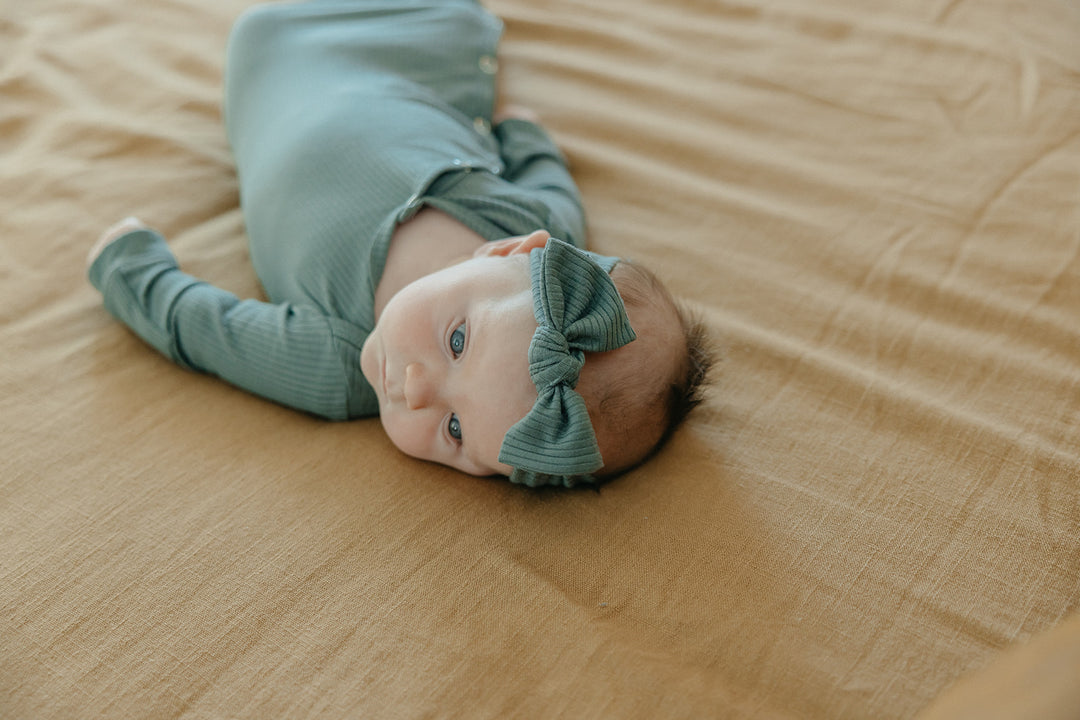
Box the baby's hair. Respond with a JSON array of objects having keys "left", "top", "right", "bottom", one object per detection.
[
  {"left": 581, "top": 259, "right": 714, "bottom": 479},
  {"left": 663, "top": 299, "right": 713, "bottom": 450}
]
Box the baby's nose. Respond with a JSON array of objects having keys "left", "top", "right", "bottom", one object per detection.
[{"left": 404, "top": 362, "right": 434, "bottom": 410}]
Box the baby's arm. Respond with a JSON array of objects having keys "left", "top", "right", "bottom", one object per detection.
[
  {"left": 87, "top": 222, "right": 365, "bottom": 420},
  {"left": 492, "top": 109, "right": 587, "bottom": 248}
]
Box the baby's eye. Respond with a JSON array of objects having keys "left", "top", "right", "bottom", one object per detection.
[
  {"left": 449, "top": 323, "right": 466, "bottom": 357},
  {"left": 448, "top": 414, "right": 462, "bottom": 441}
]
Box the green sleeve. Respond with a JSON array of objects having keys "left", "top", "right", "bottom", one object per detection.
[
  {"left": 493, "top": 118, "right": 586, "bottom": 247},
  {"left": 87, "top": 229, "right": 368, "bottom": 420}
]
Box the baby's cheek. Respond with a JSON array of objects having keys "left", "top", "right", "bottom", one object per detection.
[{"left": 380, "top": 410, "right": 435, "bottom": 463}]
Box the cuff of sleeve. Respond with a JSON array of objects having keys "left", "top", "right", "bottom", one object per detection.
[
  {"left": 88, "top": 228, "right": 178, "bottom": 291},
  {"left": 87, "top": 228, "right": 201, "bottom": 366}
]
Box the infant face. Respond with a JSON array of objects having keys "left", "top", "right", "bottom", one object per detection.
[{"left": 360, "top": 255, "right": 538, "bottom": 476}]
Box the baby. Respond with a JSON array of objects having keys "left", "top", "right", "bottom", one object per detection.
[{"left": 87, "top": 0, "right": 710, "bottom": 487}]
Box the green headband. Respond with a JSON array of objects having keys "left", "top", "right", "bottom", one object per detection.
[{"left": 498, "top": 239, "right": 637, "bottom": 488}]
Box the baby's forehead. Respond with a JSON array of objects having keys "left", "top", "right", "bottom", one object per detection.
[{"left": 459, "top": 254, "right": 530, "bottom": 285}]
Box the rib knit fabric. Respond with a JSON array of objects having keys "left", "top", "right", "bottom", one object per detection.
[{"left": 88, "top": 0, "right": 586, "bottom": 420}]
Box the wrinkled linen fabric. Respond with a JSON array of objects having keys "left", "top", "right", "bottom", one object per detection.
[{"left": 1, "top": 0, "right": 1078, "bottom": 718}]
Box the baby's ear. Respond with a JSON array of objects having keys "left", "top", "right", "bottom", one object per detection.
[{"left": 472, "top": 229, "right": 551, "bottom": 257}]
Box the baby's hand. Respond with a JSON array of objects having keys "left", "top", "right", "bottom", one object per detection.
[
  {"left": 87, "top": 216, "right": 148, "bottom": 268},
  {"left": 493, "top": 103, "right": 542, "bottom": 125}
]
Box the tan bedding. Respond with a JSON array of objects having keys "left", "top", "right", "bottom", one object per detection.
[{"left": 2, "top": 0, "right": 1078, "bottom": 717}]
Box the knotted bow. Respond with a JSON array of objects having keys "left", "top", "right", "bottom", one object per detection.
[{"left": 499, "top": 239, "right": 636, "bottom": 488}]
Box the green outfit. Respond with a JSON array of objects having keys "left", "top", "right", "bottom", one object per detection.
[{"left": 89, "top": 0, "right": 586, "bottom": 420}]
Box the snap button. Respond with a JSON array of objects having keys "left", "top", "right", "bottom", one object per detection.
[
  {"left": 479, "top": 55, "right": 499, "bottom": 75},
  {"left": 473, "top": 117, "right": 491, "bottom": 135}
]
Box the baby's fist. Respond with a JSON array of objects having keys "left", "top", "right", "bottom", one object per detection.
[{"left": 88, "top": 216, "right": 147, "bottom": 268}]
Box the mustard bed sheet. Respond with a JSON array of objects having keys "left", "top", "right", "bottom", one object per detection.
[{"left": 2, "top": 0, "right": 1078, "bottom": 717}]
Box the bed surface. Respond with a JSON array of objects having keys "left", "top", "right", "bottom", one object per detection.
[{"left": 2, "top": 0, "right": 1078, "bottom": 717}]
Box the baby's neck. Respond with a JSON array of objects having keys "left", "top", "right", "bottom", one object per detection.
[{"left": 374, "top": 208, "right": 487, "bottom": 321}]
